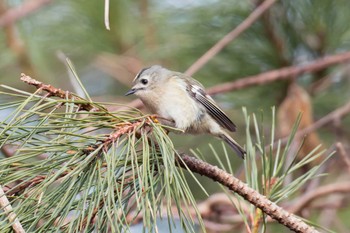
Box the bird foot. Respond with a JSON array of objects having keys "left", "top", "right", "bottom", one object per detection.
[{"left": 149, "top": 115, "right": 160, "bottom": 123}]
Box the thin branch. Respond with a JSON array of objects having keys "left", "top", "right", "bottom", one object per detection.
[
  {"left": 176, "top": 154, "right": 319, "bottom": 233},
  {"left": 0, "top": 0, "right": 53, "bottom": 28},
  {"left": 0, "top": 186, "right": 25, "bottom": 233},
  {"left": 266, "top": 101, "right": 350, "bottom": 152},
  {"left": 0, "top": 2, "right": 38, "bottom": 76},
  {"left": 20, "top": 73, "right": 74, "bottom": 99},
  {"left": 185, "top": 0, "right": 277, "bottom": 76},
  {"left": 139, "top": 0, "right": 157, "bottom": 49},
  {"left": 260, "top": 1, "right": 289, "bottom": 67},
  {"left": 288, "top": 182, "right": 350, "bottom": 214},
  {"left": 207, "top": 51, "right": 350, "bottom": 95},
  {"left": 288, "top": 101, "right": 350, "bottom": 144},
  {"left": 6, "top": 175, "right": 49, "bottom": 196},
  {"left": 335, "top": 142, "right": 350, "bottom": 174},
  {"left": 20, "top": 73, "right": 102, "bottom": 112}
]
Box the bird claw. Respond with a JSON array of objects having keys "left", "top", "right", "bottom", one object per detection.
[
  {"left": 147, "top": 115, "right": 171, "bottom": 135},
  {"left": 149, "top": 115, "right": 160, "bottom": 123}
]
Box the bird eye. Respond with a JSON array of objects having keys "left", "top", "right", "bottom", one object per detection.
[{"left": 141, "top": 79, "right": 148, "bottom": 85}]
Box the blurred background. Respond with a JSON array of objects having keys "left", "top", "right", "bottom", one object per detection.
[{"left": 1, "top": 0, "right": 350, "bottom": 232}]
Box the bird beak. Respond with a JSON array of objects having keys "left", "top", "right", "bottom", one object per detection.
[{"left": 125, "top": 88, "right": 136, "bottom": 96}]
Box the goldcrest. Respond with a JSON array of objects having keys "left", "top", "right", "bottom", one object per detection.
[{"left": 125, "top": 65, "right": 245, "bottom": 159}]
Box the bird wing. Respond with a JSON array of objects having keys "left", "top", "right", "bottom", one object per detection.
[{"left": 187, "top": 84, "right": 236, "bottom": 132}]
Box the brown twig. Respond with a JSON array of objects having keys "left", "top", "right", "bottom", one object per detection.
[
  {"left": 262, "top": 101, "right": 350, "bottom": 153},
  {"left": 0, "top": 186, "right": 25, "bottom": 233},
  {"left": 20, "top": 73, "right": 74, "bottom": 99},
  {"left": 20, "top": 73, "right": 101, "bottom": 112},
  {"left": 289, "top": 101, "right": 350, "bottom": 144},
  {"left": 288, "top": 182, "right": 350, "bottom": 214},
  {"left": 335, "top": 142, "right": 350, "bottom": 174},
  {"left": 0, "top": 0, "right": 53, "bottom": 27},
  {"left": 185, "top": 0, "right": 277, "bottom": 76},
  {"left": 177, "top": 154, "right": 319, "bottom": 233},
  {"left": 207, "top": 51, "right": 350, "bottom": 95},
  {"left": 6, "top": 175, "right": 47, "bottom": 196},
  {"left": 260, "top": 2, "right": 289, "bottom": 67},
  {"left": 139, "top": 0, "right": 157, "bottom": 49},
  {"left": 0, "top": 2, "right": 38, "bottom": 76}
]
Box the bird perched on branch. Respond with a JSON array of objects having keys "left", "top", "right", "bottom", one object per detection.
[{"left": 125, "top": 65, "right": 245, "bottom": 159}]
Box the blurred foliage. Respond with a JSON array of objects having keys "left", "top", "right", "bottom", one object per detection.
[{"left": 1, "top": 0, "right": 350, "bottom": 105}]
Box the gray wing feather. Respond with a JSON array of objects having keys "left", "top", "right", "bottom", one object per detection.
[{"left": 188, "top": 84, "right": 236, "bottom": 132}]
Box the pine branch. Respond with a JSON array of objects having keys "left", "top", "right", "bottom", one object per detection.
[
  {"left": 4, "top": 119, "right": 147, "bottom": 196},
  {"left": 5, "top": 75, "right": 321, "bottom": 232},
  {"left": 176, "top": 154, "right": 319, "bottom": 233},
  {"left": 20, "top": 73, "right": 103, "bottom": 112}
]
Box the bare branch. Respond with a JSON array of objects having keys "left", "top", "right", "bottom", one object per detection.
[
  {"left": 20, "top": 73, "right": 102, "bottom": 112},
  {"left": 207, "top": 51, "right": 350, "bottom": 95},
  {"left": 265, "top": 101, "right": 350, "bottom": 161},
  {"left": 291, "top": 101, "right": 350, "bottom": 143},
  {"left": 20, "top": 73, "right": 71, "bottom": 99},
  {"left": 0, "top": 0, "right": 53, "bottom": 28},
  {"left": 0, "top": 186, "right": 25, "bottom": 233},
  {"left": 260, "top": 3, "right": 289, "bottom": 67},
  {"left": 185, "top": 0, "right": 277, "bottom": 76},
  {"left": 6, "top": 175, "right": 47, "bottom": 196},
  {"left": 336, "top": 142, "right": 350, "bottom": 174},
  {"left": 288, "top": 182, "right": 350, "bottom": 214},
  {"left": 0, "top": 2, "right": 39, "bottom": 76},
  {"left": 177, "top": 154, "right": 319, "bottom": 233}
]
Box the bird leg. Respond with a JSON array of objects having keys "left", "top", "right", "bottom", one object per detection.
[
  {"left": 149, "top": 115, "right": 160, "bottom": 123},
  {"left": 148, "top": 115, "right": 175, "bottom": 135}
]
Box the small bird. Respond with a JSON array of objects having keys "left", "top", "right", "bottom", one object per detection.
[{"left": 125, "top": 65, "right": 245, "bottom": 159}]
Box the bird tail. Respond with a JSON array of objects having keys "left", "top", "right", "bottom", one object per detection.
[{"left": 219, "top": 133, "right": 246, "bottom": 159}]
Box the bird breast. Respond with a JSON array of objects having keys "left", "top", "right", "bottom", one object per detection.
[{"left": 143, "top": 78, "right": 200, "bottom": 131}]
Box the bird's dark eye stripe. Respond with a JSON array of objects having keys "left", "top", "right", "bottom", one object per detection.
[{"left": 135, "top": 67, "right": 151, "bottom": 81}]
